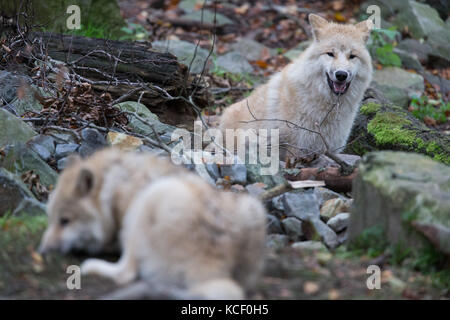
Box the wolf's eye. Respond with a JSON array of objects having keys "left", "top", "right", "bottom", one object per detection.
[
  {"left": 326, "top": 52, "right": 334, "bottom": 57},
  {"left": 349, "top": 54, "right": 357, "bottom": 59},
  {"left": 60, "top": 217, "right": 70, "bottom": 227}
]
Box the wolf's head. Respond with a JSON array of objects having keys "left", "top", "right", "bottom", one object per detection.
[
  {"left": 307, "top": 14, "right": 373, "bottom": 96},
  {"left": 39, "top": 154, "right": 115, "bottom": 255}
]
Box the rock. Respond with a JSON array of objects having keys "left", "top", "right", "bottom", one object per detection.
[
  {"left": 180, "top": 9, "right": 233, "bottom": 26},
  {"left": 219, "top": 158, "right": 247, "bottom": 185},
  {"left": 283, "top": 41, "right": 311, "bottom": 61},
  {"left": 320, "top": 198, "right": 351, "bottom": 221},
  {"left": 282, "top": 189, "right": 320, "bottom": 221},
  {"left": 397, "top": 39, "right": 432, "bottom": 64},
  {"left": 281, "top": 217, "right": 303, "bottom": 240},
  {"left": 266, "top": 234, "right": 289, "bottom": 250},
  {"left": 337, "top": 231, "right": 348, "bottom": 245},
  {"left": 291, "top": 240, "right": 327, "bottom": 252},
  {"left": 2, "top": 144, "right": 58, "bottom": 188},
  {"left": 245, "top": 182, "right": 266, "bottom": 198},
  {"left": 267, "top": 214, "right": 283, "bottom": 234},
  {"left": 0, "top": 167, "right": 38, "bottom": 216},
  {"left": 271, "top": 194, "right": 285, "bottom": 211},
  {"left": 178, "top": 0, "right": 202, "bottom": 12},
  {"left": 392, "top": 48, "right": 424, "bottom": 72},
  {"left": 230, "top": 38, "right": 270, "bottom": 61},
  {"left": 27, "top": 135, "right": 55, "bottom": 162},
  {"left": 422, "top": 72, "right": 450, "bottom": 96},
  {"left": 314, "top": 187, "right": 348, "bottom": 207},
  {"left": 346, "top": 96, "right": 450, "bottom": 165},
  {"left": 372, "top": 67, "right": 424, "bottom": 107},
  {"left": 78, "top": 128, "right": 107, "bottom": 158},
  {"left": 0, "top": 109, "right": 36, "bottom": 148},
  {"left": 55, "top": 143, "right": 79, "bottom": 160},
  {"left": 304, "top": 153, "right": 361, "bottom": 169},
  {"left": 327, "top": 213, "right": 350, "bottom": 233},
  {"left": 113, "top": 101, "right": 175, "bottom": 138},
  {"left": 349, "top": 151, "right": 450, "bottom": 256},
  {"left": 57, "top": 157, "right": 68, "bottom": 171},
  {"left": 394, "top": 1, "right": 446, "bottom": 39},
  {"left": 215, "top": 51, "right": 254, "bottom": 74},
  {"left": 246, "top": 162, "right": 286, "bottom": 188},
  {"left": 282, "top": 190, "right": 339, "bottom": 248},
  {"left": 152, "top": 39, "right": 211, "bottom": 74},
  {"left": 107, "top": 132, "right": 143, "bottom": 150},
  {"left": 205, "top": 163, "right": 220, "bottom": 181}
]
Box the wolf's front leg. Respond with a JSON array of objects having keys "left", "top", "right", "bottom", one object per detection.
[{"left": 81, "top": 254, "right": 137, "bottom": 285}]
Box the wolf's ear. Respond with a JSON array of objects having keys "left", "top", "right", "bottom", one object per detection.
[
  {"left": 355, "top": 19, "right": 374, "bottom": 43},
  {"left": 309, "top": 14, "right": 328, "bottom": 40},
  {"left": 75, "top": 168, "right": 94, "bottom": 197}
]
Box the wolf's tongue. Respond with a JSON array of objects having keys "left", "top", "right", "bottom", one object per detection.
[{"left": 333, "top": 82, "right": 346, "bottom": 93}]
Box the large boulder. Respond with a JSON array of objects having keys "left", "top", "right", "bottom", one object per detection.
[
  {"left": 0, "top": 168, "right": 45, "bottom": 216},
  {"left": 0, "top": 109, "right": 37, "bottom": 148},
  {"left": 349, "top": 151, "right": 450, "bottom": 256},
  {"left": 371, "top": 67, "right": 424, "bottom": 107},
  {"left": 346, "top": 92, "right": 450, "bottom": 165}
]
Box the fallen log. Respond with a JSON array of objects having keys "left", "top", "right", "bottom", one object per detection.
[
  {"left": 25, "top": 32, "right": 209, "bottom": 126},
  {"left": 284, "top": 167, "right": 358, "bottom": 193}
]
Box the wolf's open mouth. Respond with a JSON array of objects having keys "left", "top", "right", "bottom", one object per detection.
[{"left": 326, "top": 73, "right": 350, "bottom": 95}]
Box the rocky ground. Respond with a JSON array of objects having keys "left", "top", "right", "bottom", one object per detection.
[{"left": 0, "top": 0, "right": 449, "bottom": 299}]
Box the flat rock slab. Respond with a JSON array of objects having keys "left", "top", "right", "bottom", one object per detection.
[{"left": 349, "top": 151, "right": 450, "bottom": 255}]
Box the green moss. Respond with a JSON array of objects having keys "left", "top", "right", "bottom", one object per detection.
[
  {"left": 360, "top": 102, "right": 381, "bottom": 116},
  {"left": 367, "top": 112, "right": 417, "bottom": 146},
  {"left": 366, "top": 112, "right": 450, "bottom": 165},
  {"left": 348, "top": 225, "right": 389, "bottom": 258}
]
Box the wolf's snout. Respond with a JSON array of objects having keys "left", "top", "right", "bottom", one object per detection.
[{"left": 335, "top": 70, "right": 348, "bottom": 82}]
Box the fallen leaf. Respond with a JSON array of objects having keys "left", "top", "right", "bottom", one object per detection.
[
  {"left": 334, "top": 12, "right": 347, "bottom": 22},
  {"left": 303, "top": 281, "right": 319, "bottom": 294}
]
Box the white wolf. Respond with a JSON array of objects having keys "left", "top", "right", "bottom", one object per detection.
[
  {"left": 39, "top": 148, "right": 266, "bottom": 299},
  {"left": 220, "top": 14, "right": 373, "bottom": 158}
]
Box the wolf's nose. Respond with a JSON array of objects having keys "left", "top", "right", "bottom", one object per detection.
[{"left": 335, "top": 71, "right": 348, "bottom": 82}]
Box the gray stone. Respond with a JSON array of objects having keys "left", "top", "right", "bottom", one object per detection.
[
  {"left": 397, "top": 39, "right": 432, "bottom": 63},
  {"left": 205, "top": 163, "right": 220, "bottom": 181},
  {"left": 272, "top": 194, "right": 285, "bottom": 211},
  {"left": 305, "top": 153, "right": 361, "bottom": 169},
  {"left": 57, "top": 157, "right": 68, "bottom": 171},
  {"left": 219, "top": 160, "right": 247, "bottom": 185},
  {"left": 27, "top": 134, "right": 55, "bottom": 162},
  {"left": 291, "top": 240, "right": 327, "bottom": 252},
  {"left": 372, "top": 67, "right": 424, "bottom": 107},
  {"left": 423, "top": 72, "right": 450, "bottom": 96},
  {"left": 267, "top": 214, "right": 283, "bottom": 234},
  {"left": 266, "top": 234, "right": 289, "bottom": 250},
  {"left": 0, "top": 167, "right": 35, "bottom": 216},
  {"left": 230, "top": 38, "right": 270, "bottom": 61},
  {"left": 281, "top": 217, "right": 303, "bottom": 240},
  {"left": 0, "top": 71, "right": 22, "bottom": 103},
  {"left": 393, "top": 48, "right": 424, "bottom": 72},
  {"left": 314, "top": 187, "right": 348, "bottom": 207},
  {"left": 246, "top": 163, "right": 286, "bottom": 189},
  {"left": 245, "top": 183, "right": 266, "bottom": 198},
  {"left": 216, "top": 51, "right": 254, "bottom": 74},
  {"left": 178, "top": 0, "right": 202, "bottom": 12},
  {"left": 282, "top": 189, "right": 320, "bottom": 221},
  {"left": 79, "top": 128, "right": 107, "bottom": 157},
  {"left": 152, "top": 40, "right": 211, "bottom": 74},
  {"left": 180, "top": 10, "right": 233, "bottom": 27},
  {"left": 394, "top": 1, "right": 447, "bottom": 39},
  {"left": 349, "top": 151, "right": 450, "bottom": 255},
  {"left": 0, "top": 109, "right": 36, "bottom": 148},
  {"left": 55, "top": 143, "right": 79, "bottom": 160},
  {"left": 327, "top": 213, "right": 350, "bottom": 233},
  {"left": 337, "top": 231, "right": 348, "bottom": 245},
  {"left": 2, "top": 144, "right": 58, "bottom": 188},
  {"left": 113, "top": 101, "right": 175, "bottom": 138}
]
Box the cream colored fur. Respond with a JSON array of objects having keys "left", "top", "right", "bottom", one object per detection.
[
  {"left": 39, "top": 148, "right": 266, "bottom": 299},
  {"left": 219, "top": 14, "right": 373, "bottom": 158}
]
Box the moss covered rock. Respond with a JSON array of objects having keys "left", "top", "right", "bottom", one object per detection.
[
  {"left": 349, "top": 151, "right": 450, "bottom": 257},
  {"left": 346, "top": 92, "right": 450, "bottom": 165}
]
